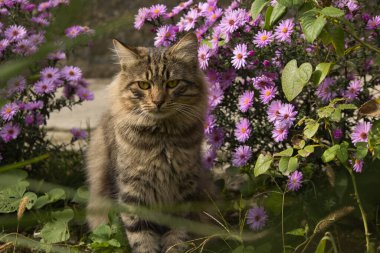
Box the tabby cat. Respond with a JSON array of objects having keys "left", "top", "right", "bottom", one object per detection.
[{"left": 86, "top": 33, "right": 211, "bottom": 253}]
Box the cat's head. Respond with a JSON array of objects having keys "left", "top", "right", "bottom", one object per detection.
[{"left": 111, "top": 33, "right": 208, "bottom": 123}]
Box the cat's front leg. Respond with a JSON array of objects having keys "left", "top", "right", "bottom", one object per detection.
[
  {"left": 161, "top": 229, "right": 189, "bottom": 253},
  {"left": 120, "top": 213, "right": 162, "bottom": 253}
]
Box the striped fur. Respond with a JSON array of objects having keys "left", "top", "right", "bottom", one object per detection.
[{"left": 86, "top": 33, "right": 210, "bottom": 253}]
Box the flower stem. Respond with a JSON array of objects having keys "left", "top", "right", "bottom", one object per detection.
[
  {"left": 281, "top": 191, "right": 286, "bottom": 253},
  {"left": 345, "top": 165, "right": 370, "bottom": 251},
  {"left": 341, "top": 25, "right": 380, "bottom": 55}
]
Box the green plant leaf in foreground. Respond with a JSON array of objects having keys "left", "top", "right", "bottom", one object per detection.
[
  {"left": 312, "top": 62, "right": 333, "bottom": 85},
  {"left": 251, "top": 0, "right": 268, "bottom": 20},
  {"left": 281, "top": 59, "right": 313, "bottom": 101},
  {"left": 254, "top": 154, "right": 273, "bottom": 177},
  {"left": 300, "top": 13, "right": 327, "bottom": 43}
]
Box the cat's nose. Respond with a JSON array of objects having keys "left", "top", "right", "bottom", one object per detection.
[{"left": 153, "top": 99, "right": 164, "bottom": 109}]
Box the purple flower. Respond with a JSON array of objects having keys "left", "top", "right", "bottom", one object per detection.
[
  {"left": 278, "top": 103, "right": 297, "bottom": 127},
  {"left": 4, "top": 25, "right": 27, "bottom": 42},
  {"left": 29, "top": 33, "right": 45, "bottom": 45},
  {"left": 24, "top": 101, "right": 44, "bottom": 111},
  {"left": 61, "top": 66, "right": 82, "bottom": 81},
  {"left": 134, "top": 7, "right": 150, "bottom": 30},
  {"left": 12, "top": 39, "right": 37, "bottom": 56},
  {"left": 259, "top": 86, "right": 277, "bottom": 104},
  {"left": 206, "top": 8, "right": 223, "bottom": 24},
  {"left": 219, "top": 9, "right": 240, "bottom": 35},
  {"left": 316, "top": 77, "right": 337, "bottom": 103},
  {"left": 0, "top": 123, "right": 21, "bottom": 142},
  {"left": 48, "top": 50, "right": 66, "bottom": 61},
  {"left": 180, "top": 9, "right": 199, "bottom": 31},
  {"left": 246, "top": 207, "right": 268, "bottom": 231},
  {"left": 154, "top": 25, "right": 177, "bottom": 47},
  {"left": 34, "top": 80, "right": 56, "bottom": 94},
  {"left": 0, "top": 39, "right": 10, "bottom": 54},
  {"left": 274, "top": 19, "right": 294, "bottom": 42},
  {"left": 65, "top": 25, "right": 83, "bottom": 38},
  {"left": 203, "top": 147, "right": 217, "bottom": 170},
  {"left": 343, "top": 78, "right": 362, "bottom": 101},
  {"left": 208, "top": 84, "right": 224, "bottom": 109},
  {"left": 70, "top": 128, "right": 88, "bottom": 140},
  {"left": 352, "top": 159, "right": 363, "bottom": 173},
  {"left": 252, "top": 75, "right": 274, "bottom": 91},
  {"left": 235, "top": 118, "right": 251, "bottom": 142},
  {"left": 253, "top": 30, "right": 274, "bottom": 48},
  {"left": 6, "top": 75, "right": 26, "bottom": 95},
  {"left": 351, "top": 121, "right": 372, "bottom": 144},
  {"left": 40, "top": 67, "right": 60, "bottom": 83},
  {"left": 231, "top": 43, "right": 248, "bottom": 69},
  {"left": 238, "top": 91, "right": 254, "bottom": 112},
  {"left": 204, "top": 113, "right": 216, "bottom": 134},
  {"left": 287, "top": 170, "right": 303, "bottom": 191},
  {"left": 25, "top": 114, "right": 35, "bottom": 125},
  {"left": 206, "top": 69, "right": 220, "bottom": 85},
  {"left": 198, "top": 44, "right": 210, "bottom": 70},
  {"left": 219, "top": 68, "right": 237, "bottom": 90},
  {"left": 232, "top": 145, "right": 252, "bottom": 167},
  {"left": 149, "top": 4, "right": 167, "bottom": 19},
  {"left": 76, "top": 87, "right": 94, "bottom": 101},
  {"left": 206, "top": 126, "right": 224, "bottom": 149},
  {"left": 37, "top": 1, "right": 52, "bottom": 12},
  {"left": 333, "top": 128, "right": 343, "bottom": 140},
  {"left": 1, "top": 102, "right": 19, "bottom": 121},
  {"left": 272, "top": 124, "right": 289, "bottom": 142},
  {"left": 366, "top": 15, "right": 380, "bottom": 30},
  {"left": 267, "top": 100, "right": 283, "bottom": 123}
]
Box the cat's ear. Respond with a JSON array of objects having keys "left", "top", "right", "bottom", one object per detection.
[
  {"left": 167, "top": 33, "right": 198, "bottom": 65},
  {"left": 112, "top": 39, "right": 140, "bottom": 64}
]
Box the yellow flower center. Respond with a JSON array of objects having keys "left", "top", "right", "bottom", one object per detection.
[
  {"left": 237, "top": 53, "right": 243, "bottom": 59},
  {"left": 154, "top": 9, "right": 160, "bottom": 14},
  {"left": 282, "top": 27, "right": 288, "bottom": 33},
  {"left": 244, "top": 98, "right": 249, "bottom": 105},
  {"left": 265, "top": 90, "right": 271, "bottom": 96},
  {"left": 241, "top": 127, "right": 246, "bottom": 133},
  {"left": 5, "top": 108, "right": 11, "bottom": 114},
  {"left": 261, "top": 35, "right": 268, "bottom": 41}
]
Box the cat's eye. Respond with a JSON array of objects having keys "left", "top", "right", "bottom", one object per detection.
[
  {"left": 166, "top": 80, "right": 179, "bottom": 89},
  {"left": 137, "top": 81, "right": 151, "bottom": 90}
]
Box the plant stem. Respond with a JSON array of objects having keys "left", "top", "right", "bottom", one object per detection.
[
  {"left": 346, "top": 165, "right": 370, "bottom": 251},
  {"left": 341, "top": 26, "right": 380, "bottom": 55},
  {"left": 281, "top": 191, "right": 286, "bottom": 253}
]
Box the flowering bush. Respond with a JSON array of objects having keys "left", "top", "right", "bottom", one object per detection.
[
  {"left": 0, "top": 0, "right": 93, "bottom": 165},
  {"left": 135, "top": 0, "right": 380, "bottom": 251}
]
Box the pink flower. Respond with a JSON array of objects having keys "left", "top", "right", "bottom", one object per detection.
[
  {"left": 253, "top": 30, "right": 274, "bottom": 48},
  {"left": 234, "top": 118, "right": 251, "bottom": 142},
  {"left": 238, "top": 91, "right": 254, "bottom": 112},
  {"left": 351, "top": 121, "right": 372, "bottom": 144},
  {"left": 198, "top": 44, "right": 211, "bottom": 70},
  {"left": 231, "top": 43, "right": 248, "bottom": 69},
  {"left": 274, "top": 19, "right": 294, "bottom": 42},
  {"left": 154, "top": 25, "right": 177, "bottom": 47},
  {"left": 259, "top": 86, "right": 277, "bottom": 104}
]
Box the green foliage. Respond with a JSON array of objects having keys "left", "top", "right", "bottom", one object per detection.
[
  {"left": 40, "top": 208, "right": 74, "bottom": 243},
  {"left": 320, "top": 7, "right": 344, "bottom": 18},
  {"left": 300, "top": 11, "right": 327, "bottom": 43},
  {"left": 311, "top": 62, "right": 334, "bottom": 86},
  {"left": 250, "top": 0, "right": 268, "bottom": 20},
  {"left": 281, "top": 59, "right": 313, "bottom": 101},
  {"left": 254, "top": 153, "right": 273, "bottom": 176}
]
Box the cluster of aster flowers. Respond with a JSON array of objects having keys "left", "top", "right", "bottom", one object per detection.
[
  {"left": 0, "top": 0, "right": 93, "bottom": 163},
  {"left": 134, "top": 0, "right": 380, "bottom": 176}
]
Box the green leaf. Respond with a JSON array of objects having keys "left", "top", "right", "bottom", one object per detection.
[
  {"left": 288, "top": 157, "right": 299, "bottom": 173},
  {"left": 254, "top": 154, "right": 273, "bottom": 177},
  {"left": 53, "top": 208, "right": 74, "bottom": 223},
  {"left": 251, "top": 0, "right": 268, "bottom": 20},
  {"left": 269, "top": 3, "right": 287, "bottom": 27},
  {"left": 356, "top": 142, "right": 368, "bottom": 160},
  {"left": 40, "top": 221, "right": 70, "bottom": 243},
  {"left": 336, "top": 142, "right": 349, "bottom": 163},
  {"left": 24, "top": 192, "right": 37, "bottom": 210},
  {"left": 300, "top": 14, "right": 327, "bottom": 43},
  {"left": 0, "top": 170, "right": 28, "bottom": 188},
  {"left": 369, "top": 120, "right": 380, "bottom": 149},
  {"left": 322, "top": 26, "right": 345, "bottom": 57},
  {"left": 34, "top": 188, "right": 66, "bottom": 209},
  {"left": 322, "top": 145, "right": 340, "bottom": 163},
  {"left": 91, "top": 224, "right": 112, "bottom": 241},
  {"left": 304, "top": 121, "right": 319, "bottom": 138},
  {"left": 108, "top": 239, "right": 121, "bottom": 248},
  {"left": 320, "top": 6, "right": 344, "bottom": 17},
  {"left": 279, "top": 157, "right": 290, "bottom": 173},
  {"left": 0, "top": 181, "right": 28, "bottom": 213},
  {"left": 338, "top": 103, "right": 357, "bottom": 110},
  {"left": 286, "top": 228, "right": 305, "bottom": 236},
  {"left": 315, "top": 237, "right": 327, "bottom": 253},
  {"left": 311, "top": 62, "right": 333, "bottom": 85},
  {"left": 330, "top": 108, "right": 342, "bottom": 122},
  {"left": 281, "top": 59, "right": 313, "bottom": 101},
  {"left": 274, "top": 147, "right": 294, "bottom": 157},
  {"left": 318, "top": 106, "right": 335, "bottom": 118},
  {"left": 277, "top": 0, "right": 304, "bottom": 7},
  {"left": 263, "top": 192, "right": 283, "bottom": 216},
  {"left": 264, "top": 6, "right": 274, "bottom": 30}
]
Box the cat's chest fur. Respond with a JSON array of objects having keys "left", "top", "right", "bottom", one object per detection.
[{"left": 113, "top": 124, "right": 202, "bottom": 205}]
